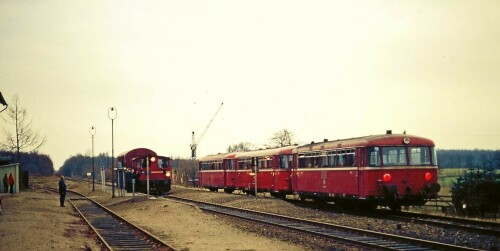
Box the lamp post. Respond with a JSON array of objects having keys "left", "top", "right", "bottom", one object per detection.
[
  {"left": 108, "top": 107, "right": 117, "bottom": 198},
  {"left": 89, "top": 126, "right": 96, "bottom": 191}
]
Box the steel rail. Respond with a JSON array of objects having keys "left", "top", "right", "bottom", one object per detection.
[
  {"left": 63, "top": 190, "right": 176, "bottom": 251},
  {"left": 166, "top": 195, "right": 482, "bottom": 251},
  {"left": 281, "top": 194, "right": 500, "bottom": 237},
  {"left": 392, "top": 211, "right": 500, "bottom": 237}
]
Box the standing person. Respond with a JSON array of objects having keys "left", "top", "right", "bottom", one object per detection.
[
  {"left": 58, "top": 175, "right": 66, "bottom": 207},
  {"left": 8, "top": 173, "right": 14, "bottom": 194},
  {"left": 2, "top": 174, "right": 7, "bottom": 193}
]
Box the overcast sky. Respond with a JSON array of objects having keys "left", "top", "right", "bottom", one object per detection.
[{"left": 1, "top": 1, "right": 499, "bottom": 170}]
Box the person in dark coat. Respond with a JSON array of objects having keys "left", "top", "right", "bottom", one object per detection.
[
  {"left": 58, "top": 176, "right": 67, "bottom": 207},
  {"left": 8, "top": 173, "right": 14, "bottom": 194},
  {"left": 2, "top": 174, "right": 7, "bottom": 193}
]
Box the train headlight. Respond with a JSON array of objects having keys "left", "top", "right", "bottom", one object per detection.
[
  {"left": 383, "top": 173, "right": 392, "bottom": 183},
  {"left": 165, "top": 171, "right": 171, "bottom": 177},
  {"left": 150, "top": 156, "right": 156, "bottom": 162},
  {"left": 425, "top": 172, "right": 432, "bottom": 182}
]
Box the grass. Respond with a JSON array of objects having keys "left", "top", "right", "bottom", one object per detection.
[{"left": 437, "top": 168, "right": 468, "bottom": 196}]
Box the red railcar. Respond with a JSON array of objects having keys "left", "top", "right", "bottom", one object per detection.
[
  {"left": 294, "top": 133, "right": 440, "bottom": 210},
  {"left": 199, "top": 146, "right": 296, "bottom": 196},
  {"left": 198, "top": 132, "right": 440, "bottom": 210},
  {"left": 117, "top": 148, "right": 172, "bottom": 195}
]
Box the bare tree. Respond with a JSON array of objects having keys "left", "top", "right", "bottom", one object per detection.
[
  {"left": 268, "top": 129, "right": 296, "bottom": 147},
  {"left": 1, "top": 95, "right": 46, "bottom": 164},
  {"left": 227, "top": 142, "right": 254, "bottom": 152}
]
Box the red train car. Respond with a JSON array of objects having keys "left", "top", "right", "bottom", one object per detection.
[
  {"left": 199, "top": 132, "right": 440, "bottom": 210},
  {"left": 199, "top": 146, "right": 296, "bottom": 196},
  {"left": 294, "top": 132, "right": 440, "bottom": 210},
  {"left": 117, "top": 148, "right": 172, "bottom": 195}
]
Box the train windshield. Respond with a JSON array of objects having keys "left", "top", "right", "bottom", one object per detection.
[
  {"left": 409, "top": 147, "right": 432, "bottom": 165},
  {"left": 158, "top": 158, "right": 169, "bottom": 168},
  {"left": 382, "top": 147, "right": 407, "bottom": 166}
]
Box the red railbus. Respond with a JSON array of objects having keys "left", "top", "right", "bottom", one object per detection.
[
  {"left": 116, "top": 148, "right": 172, "bottom": 195},
  {"left": 199, "top": 146, "right": 296, "bottom": 196},
  {"left": 198, "top": 132, "right": 440, "bottom": 210},
  {"left": 293, "top": 133, "right": 440, "bottom": 210}
]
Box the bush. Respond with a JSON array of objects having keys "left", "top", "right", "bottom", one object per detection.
[{"left": 451, "top": 168, "right": 499, "bottom": 218}]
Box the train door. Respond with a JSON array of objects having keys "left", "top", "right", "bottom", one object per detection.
[
  {"left": 357, "top": 147, "right": 366, "bottom": 198},
  {"left": 224, "top": 158, "right": 236, "bottom": 189},
  {"left": 274, "top": 154, "right": 292, "bottom": 192},
  {"left": 291, "top": 153, "right": 299, "bottom": 192}
]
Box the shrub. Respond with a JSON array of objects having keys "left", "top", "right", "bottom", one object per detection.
[{"left": 451, "top": 168, "right": 499, "bottom": 218}]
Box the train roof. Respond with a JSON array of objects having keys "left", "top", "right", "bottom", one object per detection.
[
  {"left": 298, "top": 134, "right": 435, "bottom": 152},
  {"left": 235, "top": 145, "right": 297, "bottom": 158},
  {"left": 117, "top": 148, "right": 157, "bottom": 159},
  {"left": 199, "top": 145, "right": 297, "bottom": 162},
  {"left": 198, "top": 151, "right": 242, "bottom": 162}
]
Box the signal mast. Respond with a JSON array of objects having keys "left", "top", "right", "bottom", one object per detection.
[{"left": 190, "top": 102, "right": 223, "bottom": 159}]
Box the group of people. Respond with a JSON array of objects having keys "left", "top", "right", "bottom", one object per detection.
[
  {"left": 0, "top": 173, "right": 67, "bottom": 209},
  {"left": 2, "top": 173, "right": 15, "bottom": 194}
]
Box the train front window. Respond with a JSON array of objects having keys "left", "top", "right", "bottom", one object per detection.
[
  {"left": 382, "top": 147, "right": 407, "bottom": 166},
  {"left": 409, "top": 147, "right": 431, "bottom": 165}
]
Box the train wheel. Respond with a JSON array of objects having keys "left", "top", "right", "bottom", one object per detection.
[
  {"left": 224, "top": 188, "right": 234, "bottom": 194},
  {"left": 271, "top": 192, "right": 286, "bottom": 200},
  {"left": 313, "top": 197, "right": 327, "bottom": 204},
  {"left": 390, "top": 204, "right": 402, "bottom": 212}
]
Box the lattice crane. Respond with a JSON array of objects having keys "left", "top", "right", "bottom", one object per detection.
[{"left": 190, "top": 102, "right": 223, "bottom": 159}]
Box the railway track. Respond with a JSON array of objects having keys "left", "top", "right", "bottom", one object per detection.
[
  {"left": 390, "top": 211, "right": 500, "bottom": 237},
  {"left": 290, "top": 199, "right": 500, "bottom": 237},
  {"left": 166, "top": 195, "right": 480, "bottom": 251},
  {"left": 65, "top": 190, "right": 175, "bottom": 251},
  {"left": 184, "top": 187, "right": 500, "bottom": 238}
]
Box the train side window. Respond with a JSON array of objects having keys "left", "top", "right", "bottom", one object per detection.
[
  {"left": 344, "top": 149, "right": 355, "bottom": 167},
  {"left": 322, "top": 155, "right": 328, "bottom": 167},
  {"left": 338, "top": 150, "right": 345, "bottom": 166},
  {"left": 280, "top": 155, "right": 292, "bottom": 169},
  {"left": 227, "top": 160, "right": 233, "bottom": 170},
  {"left": 327, "top": 152, "right": 334, "bottom": 167},
  {"left": 298, "top": 154, "right": 306, "bottom": 168},
  {"left": 368, "top": 147, "right": 381, "bottom": 166},
  {"left": 305, "top": 154, "right": 312, "bottom": 167},
  {"left": 431, "top": 147, "right": 437, "bottom": 166},
  {"left": 280, "top": 155, "right": 286, "bottom": 168}
]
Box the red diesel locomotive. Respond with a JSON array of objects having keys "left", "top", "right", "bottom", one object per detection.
[
  {"left": 199, "top": 132, "right": 441, "bottom": 210},
  {"left": 117, "top": 148, "right": 172, "bottom": 195}
]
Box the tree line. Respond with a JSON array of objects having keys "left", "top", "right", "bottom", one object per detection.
[
  {"left": 0, "top": 151, "right": 54, "bottom": 175},
  {"left": 437, "top": 149, "right": 500, "bottom": 169}
]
